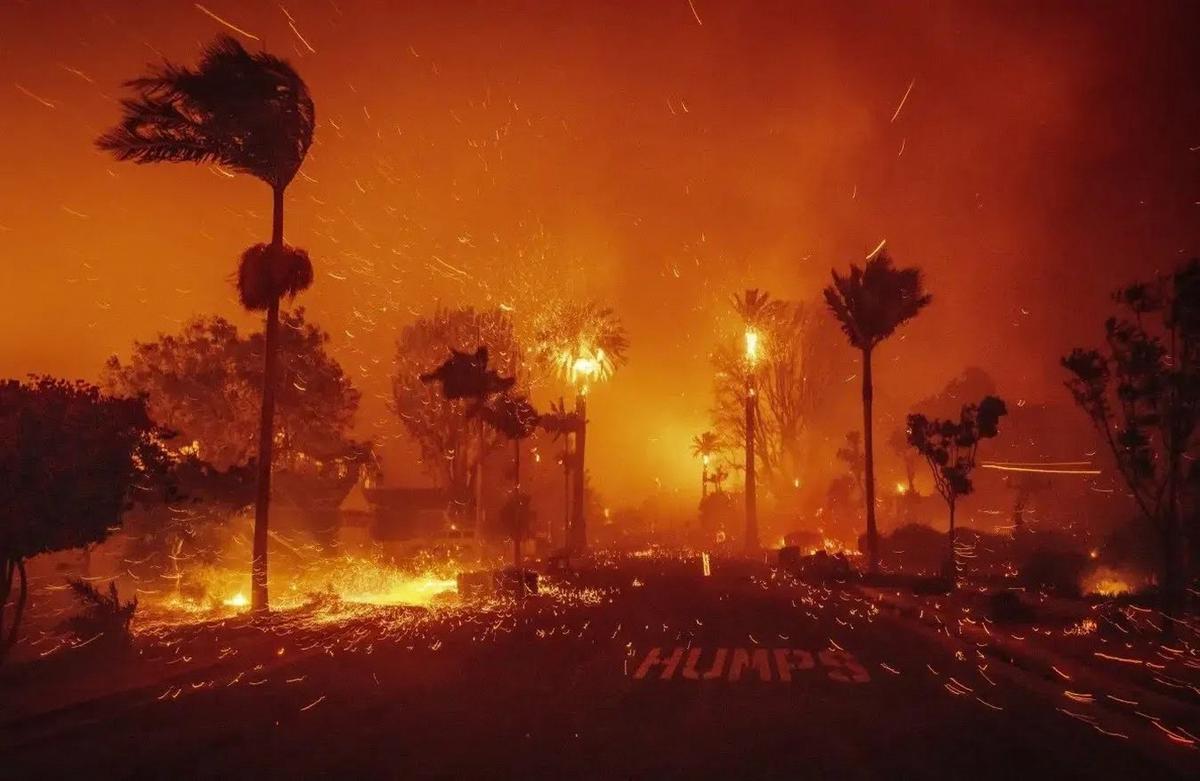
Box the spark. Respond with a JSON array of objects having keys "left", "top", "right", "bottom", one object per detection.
[
  {"left": 194, "top": 3, "right": 261, "bottom": 41},
  {"left": 58, "top": 64, "right": 94, "bottom": 83},
  {"left": 14, "top": 83, "right": 56, "bottom": 109},
  {"left": 890, "top": 79, "right": 915, "bottom": 123},
  {"left": 866, "top": 239, "right": 887, "bottom": 259},
  {"left": 686, "top": 0, "right": 703, "bottom": 26},
  {"left": 281, "top": 5, "right": 317, "bottom": 52}
]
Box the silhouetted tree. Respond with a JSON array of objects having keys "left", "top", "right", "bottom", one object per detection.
[
  {"left": 907, "top": 396, "right": 1007, "bottom": 586},
  {"left": 889, "top": 367, "right": 999, "bottom": 499},
  {"left": 825, "top": 249, "right": 932, "bottom": 574},
  {"left": 540, "top": 398, "right": 582, "bottom": 549},
  {"left": 98, "top": 35, "right": 317, "bottom": 614},
  {"left": 104, "top": 310, "right": 361, "bottom": 471},
  {"left": 60, "top": 578, "right": 138, "bottom": 650},
  {"left": 0, "top": 378, "right": 170, "bottom": 661},
  {"left": 836, "top": 431, "right": 865, "bottom": 500},
  {"left": 393, "top": 308, "right": 521, "bottom": 522},
  {"left": 481, "top": 394, "right": 540, "bottom": 570},
  {"left": 1063, "top": 259, "right": 1200, "bottom": 619}
]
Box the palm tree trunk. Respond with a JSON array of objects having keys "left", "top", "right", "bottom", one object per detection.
[
  {"left": 513, "top": 438, "right": 522, "bottom": 572},
  {"left": 745, "top": 376, "right": 758, "bottom": 551},
  {"left": 251, "top": 185, "right": 285, "bottom": 614},
  {"left": 0, "top": 558, "right": 27, "bottom": 662},
  {"left": 563, "top": 437, "right": 572, "bottom": 552},
  {"left": 571, "top": 394, "right": 587, "bottom": 552},
  {"left": 861, "top": 347, "right": 879, "bottom": 574},
  {"left": 475, "top": 417, "right": 486, "bottom": 561}
]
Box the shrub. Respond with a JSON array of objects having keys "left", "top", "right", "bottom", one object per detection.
[{"left": 59, "top": 578, "right": 137, "bottom": 647}]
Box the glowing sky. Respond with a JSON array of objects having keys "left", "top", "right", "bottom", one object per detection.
[{"left": 1, "top": 1, "right": 1197, "bottom": 504}]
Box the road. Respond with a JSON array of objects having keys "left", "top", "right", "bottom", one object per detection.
[{"left": 2, "top": 555, "right": 1196, "bottom": 779}]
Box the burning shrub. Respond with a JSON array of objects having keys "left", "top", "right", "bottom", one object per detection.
[
  {"left": 1080, "top": 566, "right": 1145, "bottom": 598},
  {"left": 59, "top": 578, "right": 138, "bottom": 648}
]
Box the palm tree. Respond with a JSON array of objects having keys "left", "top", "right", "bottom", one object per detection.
[
  {"left": 98, "top": 35, "right": 316, "bottom": 613},
  {"left": 691, "top": 431, "right": 721, "bottom": 499},
  {"left": 481, "top": 394, "right": 540, "bottom": 574},
  {"left": 539, "top": 398, "right": 581, "bottom": 550},
  {"left": 421, "top": 346, "right": 516, "bottom": 549},
  {"left": 824, "top": 249, "right": 931, "bottom": 574},
  {"left": 731, "top": 289, "right": 779, "bottom": 551},
  {"left": 532, "top": 301, "right": 629, "bottom": 552}
]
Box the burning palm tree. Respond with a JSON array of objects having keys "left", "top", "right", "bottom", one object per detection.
[
  {"left": 824, "top": 248, "right": 931, "bottom": 574},
  {"left": 731, "top": 289, "right": 780, "bottom": 551},
  {"left": 532, "top": 302, "right": 628, "bottom": 552},
  {"left": 691, "top": 431, "right": 721, "bottom": 499},
  {"left": 97, "top": 35, "right": 316, "bottom": 613}
]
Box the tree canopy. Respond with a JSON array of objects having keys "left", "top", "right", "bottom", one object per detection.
[
  {"left": 103, "top": 308, "right": 361, "bottom": 471},
  {"left": 0, "top": 377, "right": 172, "bottom": 560},
  {"left": 824, "top": 249, "right": 931, "bottom": 352},
  {"left": 393, "top": 307, "right": 523, "bottom": 496}
]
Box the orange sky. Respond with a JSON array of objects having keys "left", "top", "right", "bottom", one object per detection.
[{"left": 1, "top": 1, "right": 1197, "bottom": 506}]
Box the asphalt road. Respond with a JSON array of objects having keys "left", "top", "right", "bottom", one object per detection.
[{"left": 2, "top": 556, "right": 1196, "bottom": 779}]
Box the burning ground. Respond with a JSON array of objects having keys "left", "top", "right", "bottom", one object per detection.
[{"left": 3, "top": 552, "right": 1198, "bottom": 778}]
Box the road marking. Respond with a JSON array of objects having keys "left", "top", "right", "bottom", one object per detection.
[{"left": 633, "top": 647, "right": 870, "bottom": 683}]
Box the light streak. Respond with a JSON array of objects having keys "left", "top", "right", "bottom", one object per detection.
[
  {"left": 194, "top": 4, "right": 261, "bottom": 41},
  {"left": 980, "top": 463, "right": 1101, "bottom": 475},
  {"left": 14, "top": 83, "right": 56, "bottom": 109},
  {"left": 890, "top": 79, "right": 915, "bottom": 123}
]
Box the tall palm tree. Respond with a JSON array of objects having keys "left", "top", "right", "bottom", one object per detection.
[
  {"left": 98, "top": 35, "right": 316, "bottom": 613},
  {"left": 824, "top": 249, "right": 931, "bottom": 574},
  {"left": 691, "top": 431, "right": 721, "bottom": 499},
  {"left": 731, "top": 289, "right": 779, "bottom": 551}
]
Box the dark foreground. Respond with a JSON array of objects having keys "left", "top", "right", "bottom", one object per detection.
[{"left": 2, "top": 556, "right": 1196, "bottom": 780}]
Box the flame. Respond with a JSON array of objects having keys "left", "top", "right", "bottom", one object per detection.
[
  {"left": 744, "top": 328, "right": 759, "bottom": 366},
  {"left": 557, "top": 344, "right": 611, "bottom": 393},
  {"left": 222, "top": 592, "right": 249, "bottom": 608},
  {"left": 1081, "top": 566, "right": 1135, "bottom": 597}
]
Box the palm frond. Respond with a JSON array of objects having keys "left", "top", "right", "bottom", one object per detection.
[
  {"left": 97, "top": 34, "right": 315, "bottom": 189},
  {"left": 823, "top": 250, "right": 931, "bottom": 350},
  {"left": 236, "top": 243, "right": 314, "bottom": 311}
]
